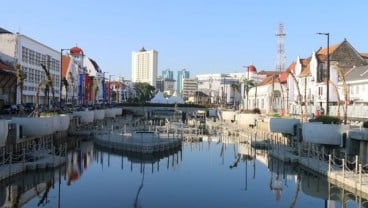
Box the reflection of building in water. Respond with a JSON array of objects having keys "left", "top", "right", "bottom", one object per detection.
[
  {"left": 299, "top": 168, "right": 368, "bottom": 207},
  {"left": 94, "top": 142, "right": 182, "bottom": 173},
  {"left": 67, "top": 141, "right": 94, "bottom": 185},
  {"left": 268, "top": 157, "right": 297, "bottom": 202},
  {"left": 0, "top": 167, "right": 65, "bottom": 207}
]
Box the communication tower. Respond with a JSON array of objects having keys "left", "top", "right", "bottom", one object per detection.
[{"left": 275, "top": 23, "right": 286, "bottom": 71}]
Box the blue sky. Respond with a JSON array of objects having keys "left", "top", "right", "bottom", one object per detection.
[{"left": 1, "top": 0, "right": 367, "bottom": 79}]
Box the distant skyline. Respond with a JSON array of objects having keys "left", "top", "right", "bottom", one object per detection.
[{"left": 1, "top": 0, "right": 367, "bottom": 80}]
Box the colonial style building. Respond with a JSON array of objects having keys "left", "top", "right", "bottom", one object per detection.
[
  {"left": 286, "top": 39, "right": 367, "bottom": 117},
  {"left": 61, "top": 46, "right": 104, "bottom": 105}
]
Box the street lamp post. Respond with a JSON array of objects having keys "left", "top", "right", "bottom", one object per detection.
[
  {"left": 102, "top": 72, "right": 108, "bottom": 104},
  {"left": 109, "top": 74, "right": 115, "bottom": 105},
  {"left": 60, "top": 48, "right": 70, "bottom": 107},
  {"left": 317, "top": 32, "right": 330, "bottom": 115}
]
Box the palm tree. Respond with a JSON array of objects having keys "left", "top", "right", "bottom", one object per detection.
[
  {"left": 288, "top": 71, "right": 305, "bottom": 121},
  {"left": 231, "top": 83, "right": 240, "bottom": 109},
  {"left": 15, "top": 64, "right": 26, "bottom": 114},
  {"left": 336, "top": 67, "right": 348, "bottom": 124},
  {"left": 62, "top": 77, "right": 69, "bottom": 103},
  {"left": 40, "top": 64, "right": 55, "bottom": 110},
  {"left": 329, "top": 80, "right": 341, "bottom": 120},
  {"left": 69, "top": 72, "right": 75, "bottom": 105},
  {"left": 242, "top": 78, "right": 255, "bottom": 110},
  {"left": 29, "top": 80, "right": 44, "bottom": 117}
]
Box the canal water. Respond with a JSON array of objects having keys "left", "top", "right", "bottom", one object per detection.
[{"left": 3, "top": 136, "right": 367, "bottom": 208}]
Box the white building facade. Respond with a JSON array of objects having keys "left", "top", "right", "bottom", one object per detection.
[
  {"left": 0, "top": 32, "right": 60, "bottom": 105},
  {"left": 132, "top": 47, "right": 158, "bottom": 87}
]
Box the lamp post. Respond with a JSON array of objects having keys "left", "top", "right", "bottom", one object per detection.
[
  {"left": 317, "top": 32, "right": 330, "bottom": 115},
  {"left": 109, "top": 74, "right": 115, "bottom": 105},
  {"left": 102, "top": 72, "right": 108, "bottom": 104}
]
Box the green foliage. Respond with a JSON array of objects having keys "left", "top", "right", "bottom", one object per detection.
[
  {"left": 363, "top": 121, "right": 368, "bottom": 128},
  {"left": 134, "top": 82, "right": 155, "bottom": 104},
  {"left": 40, "top": 112, "right": 58, "bottom": 117},
  {"left": 310, "top": 115, "right": 341, "bottom": 124}
]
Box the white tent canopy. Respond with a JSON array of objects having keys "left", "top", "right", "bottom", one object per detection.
[
  {"left": 167, "top": 92, "right": 184, "bottom": 104},
  {"left": 150, "top": 91, "right": 168, "bottom": 104}
]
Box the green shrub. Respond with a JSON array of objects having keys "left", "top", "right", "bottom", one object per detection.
[
  {"left": 363, "top": 121, "right": 368, "bottom": 128},
  {"left": 310, "top": 115, "right": 341, "bottom": 124}
]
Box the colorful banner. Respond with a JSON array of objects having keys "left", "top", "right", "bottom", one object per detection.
[
  {"left": 79, "top": 74, "right": 84, "bottom": 104},
  {"left": 103, "top": 81, "right": 107, "bottom": 102}
]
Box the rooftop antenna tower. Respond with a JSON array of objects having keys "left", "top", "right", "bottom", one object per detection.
[{"left": 275, "top": 23, "right": 286, "bottom": 71}]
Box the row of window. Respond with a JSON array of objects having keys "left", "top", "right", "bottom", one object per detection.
[
  {"left": 350, "top": 84, "right": 366, "bottom": 94},
  {"left": 21, "top": 46, "right": 60, "bottom": 72},
  {"left": 21, "top": 66, "right": 60, "bottom": 87},
  {"left": 23, "top": 85, "right": 60, "bottom": 94}
]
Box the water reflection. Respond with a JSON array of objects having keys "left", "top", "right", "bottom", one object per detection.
[
  {"left": 66, "top": 141, "right": 93, "bottom": 186},
  {"left": 94, "top": 142, "right": 182, "bottom": 173},
  {"left": 0, "top": 164, "right": 65, "bottom": 207},
  {"left": 4, "top": 136, "right": 368, "bottom": 207}
]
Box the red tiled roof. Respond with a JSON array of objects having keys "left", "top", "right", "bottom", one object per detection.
[
  {"left": 260, "top": 75, "right": 280, "bottom": 85},
  {"left": 360, "top": 53, "right": 368, "bottom": 58},
  {"left": 317, "top": 43, "right": 340, "bottom": 56},
  {"left": 278, "top": 61, "right": 296, "bottom": 82}
]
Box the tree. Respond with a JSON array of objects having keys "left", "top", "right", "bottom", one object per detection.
[
  {"left": 62, "top": 77, "right": 69, "bottom": 103},
  {"left": 15, "top": 64, "right": 26, "bottom": 114},
  {"left": 134, "top": 82, "right": 155, "bottom": 104},
  {"left": 288, "top": 71, "right": 305, "bottom": 120},
  {"left": 336, "top": 67, "right": 348, "bottom": 124},
  {"left": 231, "top": 83, "right": 240, "bottom": 109},
  {"left": 241, "top": 78, "right": 255, "bottom": 110},
  {"left": 69, "top": 72, "right": 75, "bottom": 105},
  {"left": 40, "top": 64, "right": 55, "bottom": 110}
]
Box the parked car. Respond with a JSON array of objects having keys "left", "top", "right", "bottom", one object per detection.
[
  {"left": 23, "top": 102, "right": 35, "bottom": 113},
  {"left": 1, "top": 104, "right": 18, "bottom": 114}
]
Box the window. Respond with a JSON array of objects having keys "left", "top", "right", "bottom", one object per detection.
[
  {"left": 35, "top": 52, "right": 41, "bottom": 65},
  {"left": 22, "top": 47, "right": 29, "bottom": 63},
  {"left": 318, "top": 86, "right": 323, "bottom": 96},
  {"left": 29, "top": 50, "right": 35, "bottom": 65}
]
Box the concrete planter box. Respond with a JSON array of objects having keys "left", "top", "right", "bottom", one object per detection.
[
  {"left": 73, "top": 110, "right": 94, "bottom": 123},
  {"left": 94, "top": 109, "right": 105, "bottom": 120},
  {"left": 222, "top": 111, "right": 236, "bottom": 121},
  {"left": 236, "top": 113, "right": 259, "bottom": 128},
  {"left": 269, "top": 117, "right": 300, "bottom": 135},
  {"left": 114, "top": 107, "right": 122, "bottom": 116},
  {"left": 104, "top": 108, "right": 115, "bottom": 118},
  {"left": 302, "top": 123, "right": 349, "bottom": 145},
  {"left": 12, "top": 117, "right": 54, "bottom": 137},
  {"left": 58, "top": 114, "right": 71, "bottom": 131},
  {"left": 0, "top": 120, "right": 9, "bottom": 146},
  {"left": 46, "top": 114, "right": 70, "bottom": 132}
]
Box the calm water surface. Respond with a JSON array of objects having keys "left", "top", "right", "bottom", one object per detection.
[{"left": 9, "top": 136, "right": 366, "bottom": 208}]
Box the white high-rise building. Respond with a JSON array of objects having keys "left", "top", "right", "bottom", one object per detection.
[{"left": 132, "top": 47, "right": 158, "bottom": 87}]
